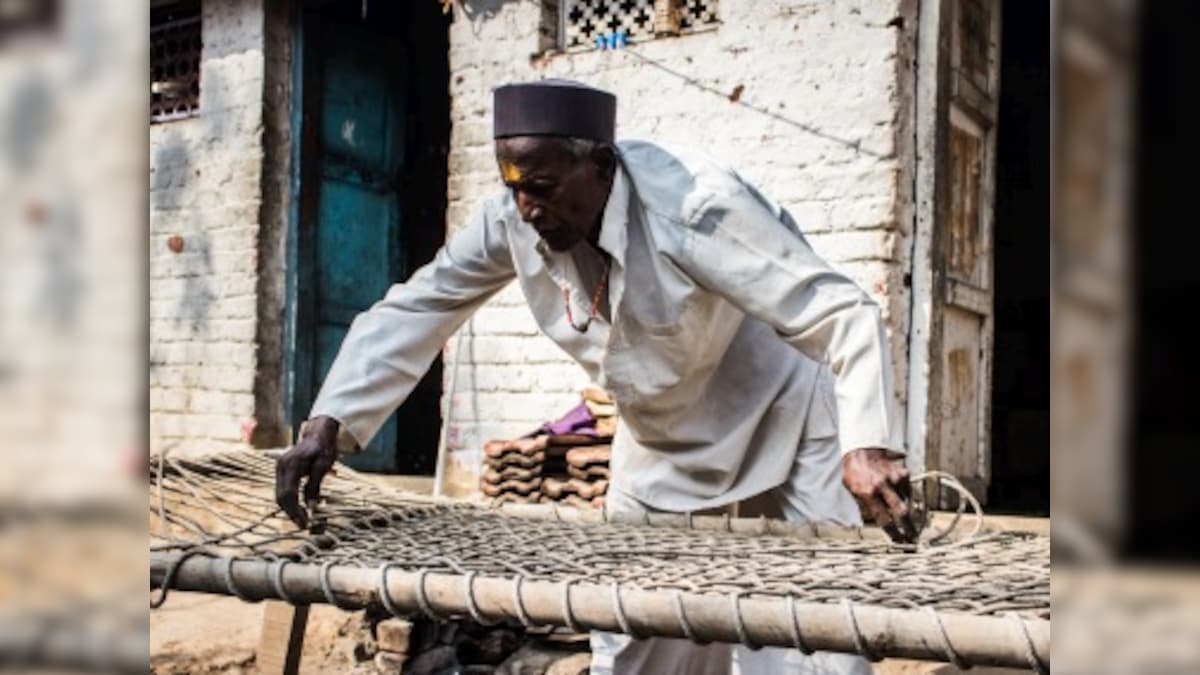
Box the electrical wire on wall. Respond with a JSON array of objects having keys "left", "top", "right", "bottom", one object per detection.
[{"left": 589, "top": 30, "right": 885, "bottom": 158}]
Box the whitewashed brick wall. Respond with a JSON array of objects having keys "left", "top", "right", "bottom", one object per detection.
[
  {"left": 149, "top": 0, "right": 267, "bottom": 457},
  {"left": 443, "top": 0, "right": 915, "bottom": 491}
]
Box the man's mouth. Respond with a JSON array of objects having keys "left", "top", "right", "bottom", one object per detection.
[{"left": 536, "top": 225, "right": 571, "bottom": 247}]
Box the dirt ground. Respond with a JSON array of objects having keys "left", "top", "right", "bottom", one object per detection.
[{"left": 150, "top": 591, "right": 371, "bottom": 674}]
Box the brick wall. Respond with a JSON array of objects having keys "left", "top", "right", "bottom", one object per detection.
[
  {"left": 149, "top": 0, "right": 269, "bottom": 457},
  {"left": 146, "top": 0, "right": 917, "bottom": 475},
  {"left": 442, "top": 0, "right": 915, "bottom": 493}
]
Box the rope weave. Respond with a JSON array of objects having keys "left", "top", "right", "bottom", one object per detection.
[{"left": 149, "top": 451, "right": 1049, "bottom": 669}]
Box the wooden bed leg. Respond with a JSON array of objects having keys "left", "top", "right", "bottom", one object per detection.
[{"left": 257, "top": 601, "right": 310, "bottom": 675}]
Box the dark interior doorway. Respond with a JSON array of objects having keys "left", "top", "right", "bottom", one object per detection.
[
  {"left": 987, "top": 0, "right": 1049, "bottom": 514},
  {"left": 290, "top": 0, "right": 450, "bottom": 474},
  {"left": 1127, "top": 1, "right": 1200, "bottom": 560}
]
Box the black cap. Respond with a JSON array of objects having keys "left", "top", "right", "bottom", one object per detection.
[{"left": 493, "top": 79, "right": 616, "bottom": 143}]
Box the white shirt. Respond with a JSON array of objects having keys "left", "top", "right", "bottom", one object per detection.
[{"left": 311, "top": 139, "right": 905, "bottom": 511}]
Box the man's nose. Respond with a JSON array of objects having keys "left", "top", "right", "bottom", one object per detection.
[{"left": 516, "top": 192, "right": 544, "bottom": 223}]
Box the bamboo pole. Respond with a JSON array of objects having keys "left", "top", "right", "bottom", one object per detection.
[
  {"left": 151, "top": 553, "right": 1047, "bottom": 671},
  {"left": 496, "top": 503, "right": 893, "bottom": 540}
]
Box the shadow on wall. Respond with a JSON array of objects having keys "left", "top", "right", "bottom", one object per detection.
[
  {"left": 151, "top": 132, "right": 215, "bottom": 335},
  {"left": 458, "top": 0, "right": 525, "bottom": 36},
  {"left": 4, "top": 76, "right": 85, "bottom": 332},
  {"left": 151, "top": 63, "right": 238, "bottom": 337},
  {"left": 176, "top": 232, "right": 215, "bottom": 333},
  {"left": 459, "top": 0, "right": 520, "bottom": 21}
]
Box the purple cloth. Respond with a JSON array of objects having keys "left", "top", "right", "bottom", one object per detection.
[{"left": 531, "top": 401, "right": 599, "bottom": 437}]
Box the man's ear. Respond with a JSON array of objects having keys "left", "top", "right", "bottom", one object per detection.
[{"left": 592, "top": 144, "right": 617, "bottom": 181}]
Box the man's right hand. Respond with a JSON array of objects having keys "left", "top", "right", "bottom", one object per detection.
[
  {"left": 275, "top": 416, "right": 340, "bottom": 529},
  {"left": 841, "top": 447, "right": 918, "bottom": 544}
]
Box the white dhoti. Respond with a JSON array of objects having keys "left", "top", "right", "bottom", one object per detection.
[{"left": 589, "top": 391, "right": 873, "bottom": 675}]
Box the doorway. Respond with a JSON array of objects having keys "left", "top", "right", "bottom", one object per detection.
[
  {"left": 909, "top": 0, "right": 1048, "bottom": 513},
  {"left": 987, "top": 0, "right": 1049, "bottom": 514},
  {"left": 288, "top": 0, "right": 450, "bottom": 474}
]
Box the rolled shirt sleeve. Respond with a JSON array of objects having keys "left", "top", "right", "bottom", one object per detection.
[
  {"left": 677, "top": 185, "right": 905, "bottom": 457},
  {"left": 310, "top": 197, "right": 516, "bottom": 451}
]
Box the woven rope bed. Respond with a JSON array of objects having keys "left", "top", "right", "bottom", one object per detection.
[{"left": 149, "top": 451, "right": 1049, "bottom": 672}]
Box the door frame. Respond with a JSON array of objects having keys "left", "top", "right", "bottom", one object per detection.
[
  {"left": 907, "top": 0, "right": 1002, "bottom": 502},
  {"left": 907, "top": 0, "right": 953, "bottom": 480},
  {"left": 284, "top": 2, "right": 316, "bottom": 438}
]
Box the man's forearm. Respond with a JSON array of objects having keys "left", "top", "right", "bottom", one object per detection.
[{"left": 308, "top": 198, "right": 517, "bottom": 450}]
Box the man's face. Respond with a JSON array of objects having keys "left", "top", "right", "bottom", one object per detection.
[{"left": 495, "top": 136, "right": 613, "bottom": 251}]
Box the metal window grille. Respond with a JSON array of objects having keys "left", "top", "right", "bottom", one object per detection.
[
  {"left": 677, "top": 0, "right": 718, "bottom": 31},
  {"left": 150, "top": 11, "right": 201, "bottom": 123},
  {"left": 559, "top": 0, "right": 719, "bottom": 52}
]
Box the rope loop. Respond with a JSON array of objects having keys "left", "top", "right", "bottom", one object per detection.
[
  {"left": 786, "top": 596, "right": 814, "bottom": 655},
  {"left": 464, "top": 571, "right": 499, "bottom": 626},
  {"left": 841, "top": 599, "right": 881, "bottom": 662},
  {"left": 730, "top": 591, "right": 761, "bottom": 650},
  {"left": 1007, "top": 612, "right": 1047, "bottom": 675},
  {"left": 671, "top": 589, "right": 708, "bottom": 644},
  {"left": 511, "top": 575, "right": 534, "bottom": 627},
  {"left": 910, "top": 470, "right": 984, "bottom": 545},
  {"left": 150, "top": 551, "right": 204, "bottom": 609},
  {"left": 271, "top": 559, "right": 297, "bottom": 604},
  {"left": 319, "top": 561, "right": 353, "bottom": 610},
  {"left": 377, "top": 563, "right": 403, "bottom": 617},
  {"left": 925, "top": 606, "right": 970, "bottom": 670},
  {"left": 222, "top": 557, "right": 259, "bottom": 603},
  {"left": 561, "top": 579, "right": 583, "bottom": 632},
  {"left": 415, "top": 569, "right": 444, "bottom": 620},
  {"left": 610, "top": 583, "right": 640, "bottom": 639}
]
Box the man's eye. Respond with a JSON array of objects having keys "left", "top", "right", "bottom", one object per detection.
[{"left": 524, "top": 182, "right": 555, "bottom": 197}]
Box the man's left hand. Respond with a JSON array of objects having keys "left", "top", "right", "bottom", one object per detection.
[{"left": 841, "top": 448, "right": 918, "bottom": 543}]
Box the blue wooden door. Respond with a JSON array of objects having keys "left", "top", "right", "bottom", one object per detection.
[{"left": 308, "top": 24, "right": 406, "bottom": 472}]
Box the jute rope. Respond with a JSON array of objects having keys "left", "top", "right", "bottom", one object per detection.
[{"left": 148, "top": 451, "right": 1049, "bottom": 670}]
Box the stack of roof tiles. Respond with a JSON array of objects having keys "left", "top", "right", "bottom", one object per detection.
[{"left": 480, "top": 387, "right": 615, "bottom": 510}]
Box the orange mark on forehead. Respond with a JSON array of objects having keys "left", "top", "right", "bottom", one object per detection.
[{"left": 500, "top": 160, "right": 523, "bottom": 184}]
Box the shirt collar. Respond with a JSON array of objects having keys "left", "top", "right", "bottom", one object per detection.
[{"left": 596, "top": 165, "right": 629, "bottom": 268}]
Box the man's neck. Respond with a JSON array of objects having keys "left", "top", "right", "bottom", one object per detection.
[{"left": 586, "top": 172, "right": 617, "bottom": 249}]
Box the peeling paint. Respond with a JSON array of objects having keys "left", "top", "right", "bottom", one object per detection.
[{"left": 947, "top": 123, "right": 982, "bottom": 283}]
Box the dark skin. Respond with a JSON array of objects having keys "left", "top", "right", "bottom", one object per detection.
[
  {"left": 495, "top": 135, "right": 618, "bottom": 251},
  {"left": 275, "top": 136, "right": 917, "bottom": 542}
]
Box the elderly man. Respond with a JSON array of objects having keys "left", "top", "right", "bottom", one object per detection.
[{"left": 276, "top": 80, "right": 912, "bottom": 674}]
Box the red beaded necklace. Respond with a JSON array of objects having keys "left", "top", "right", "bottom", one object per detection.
[{"left": 564, "top": 256, "right": 611, "bottom": 333}]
